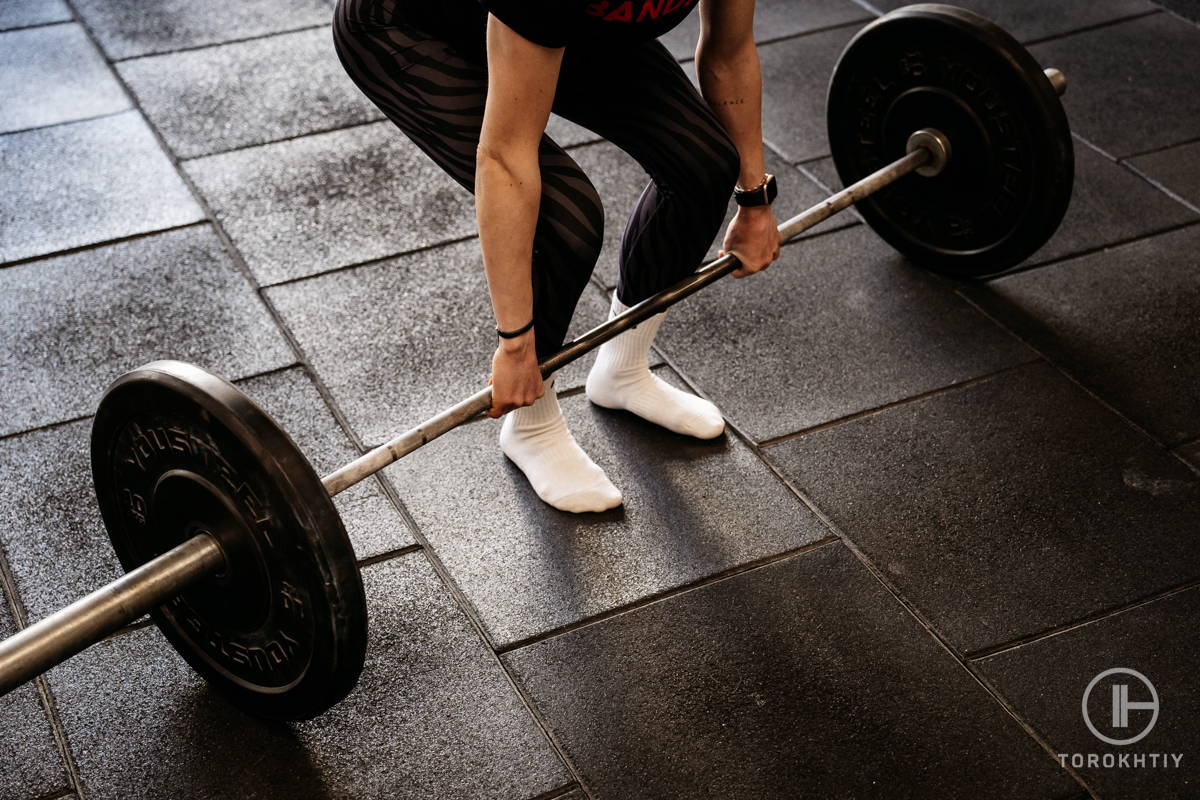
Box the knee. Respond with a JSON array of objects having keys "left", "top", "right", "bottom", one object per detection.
[
  {"left": 539, "top": 173, "right": 605, "bottom": 270},
  {"left": 669, "top": 131, "right": 740, "bottom": 207}
]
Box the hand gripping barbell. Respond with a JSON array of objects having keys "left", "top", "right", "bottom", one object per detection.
[{"left": 0, "top": 4, "right": 1073, "bottom": 720}]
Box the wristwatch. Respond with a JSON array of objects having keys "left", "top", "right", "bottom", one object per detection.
[{"left": 733, "top": 173, "right": 778, "bottom": 207}]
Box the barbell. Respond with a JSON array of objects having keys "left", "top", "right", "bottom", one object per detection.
[{"left": 0, "top": 4, "right": 1073, "bottom": 720}]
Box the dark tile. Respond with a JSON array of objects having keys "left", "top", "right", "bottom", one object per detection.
[
  {"left": 1030, "top": 14, "right": 1200, "bottom": 158},
  {"left": 766, "top": 362, "right": 1200, "bottom": 655},
  {"left": 267, "top": 238, "right": 613, "bottom": 447},
  {"left": 978, "top": 585, "right": 1200, "bottom": 799},
  {"left": 72, "top": 0, "right": 334, "bottom": 60},
  {"left": 44, "top": 553, "right": 570, "bottom": 799},
  {"left": 797, "top": 155, "right": 843, "bottom": 194},
  {"left": 505, "top": 543, "right": 1080, "bottom": 799},
  {"left": 0, "top": 112, "right": 204, "bottom": 263},
  {"left": 237, "top": 368, "right": 415, "bottom": 559},
  {"left": 1156, "top": 0, "right": 1200, "bottom": 22},
  {"left": 655, "top": 223, "right": 1034, "bottom": 442},
  {"left": 0, "top": 0, "right": 71, "bottom": 31},
  {"left": 966, "top": 224, "right": 1200, "bottom": 444},
  {"left": 186, "top": 121, "right": 476, "bottom": 285},
  {"left": 757, "top": 26, "right": 858, "bottom": 163},
  {"left": 0, "top": 225, "right": 294, "bottom": 436},
  {"left": 0, "top": 24, "right": 129, "bottom": 133},
  {"left": 1027, "top": 139, "right": 1198, "bottom": 266},
  {"left": 660, "top": 0, "right": 870, "bottom": 61},
  {"left": 382, "top": 372, "right": 828, "bottom": 647},
  {"left": 0, "top": 584, "right": 70, "bottom": 798},
  {"left": 1128, "top": 139, "right": 1200, "bottom": 210},
  {"left": 0, "top": 420, "right": 120, "bottom": 628},
  {"left": 118, "top": 26, "right": 379, "bottom": 158},
  {"left": 867, "top": 0, "right": 1157, "bottom": 43}
]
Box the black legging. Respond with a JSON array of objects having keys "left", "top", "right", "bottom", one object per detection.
[{"left": 333, "top": 0, "right": 739, "bottom": 359}]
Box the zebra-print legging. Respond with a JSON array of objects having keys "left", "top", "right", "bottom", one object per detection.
[{"left": 332, "top": 0, "right": 740, "bottom": 359}]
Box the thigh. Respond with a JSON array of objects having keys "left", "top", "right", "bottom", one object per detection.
[{"left": 333, "top": 0, "right": 490, "bottom": 190}]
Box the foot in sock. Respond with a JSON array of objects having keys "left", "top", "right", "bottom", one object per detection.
[
  {"left": 499, "top": 376, "right": 623, "bottom": 513},
  {"left": 585, "top": 294, "right": 725, "bottom": 439}
]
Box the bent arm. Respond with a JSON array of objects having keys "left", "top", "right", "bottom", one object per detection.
[{"left": 477, "top": 16, "right": 564, "bottom": 335}]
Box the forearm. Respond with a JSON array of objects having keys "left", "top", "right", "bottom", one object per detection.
[
  {"left": 696, "top": 39, "right": 767, "bottom": 188},
  {"left": 475, "top": 146, "right": 541, "bottom": 333}
]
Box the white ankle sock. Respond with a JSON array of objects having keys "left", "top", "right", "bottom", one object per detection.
[
  {"left": 499, "top": 375, "right": 623, "bottom": 513},
  {"left": 585, "top": 294, "right": 725, "bottom": 439}
]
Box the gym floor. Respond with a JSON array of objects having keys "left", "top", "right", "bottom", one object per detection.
[{"left": 1, "top": 0, "right": 1198, "bottom": 798}]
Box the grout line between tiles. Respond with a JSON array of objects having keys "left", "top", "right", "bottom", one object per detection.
[
  {"left": 0, "top": 413, "right": 93, "bottom": 444},
  {"left": 986, "top": 218, "right": 1200, "bottom": 281},
  {"left": 751, "top": 450, "right": 1102, "bottom": 797},
  {"left": 0, "top": 546, "right": 83, "bottom": 797},
  {"left": 1021, "top": 8, "right": 1162, "bottom": 46},
  {"left": 966, "top": 578, "right": 1200, "bottom": 662},
  {"left": 646, "top": 344, "right": 1100, "bottom": 796},
  {"left": 25, "top": 787, "right": 78, "bottom": 800},
  {"left": 526, "top": 782, "right": 583, "bottom": 800},
  {"left": 1119, "top": 160, "right": 1200, "bottom": 216},
  {"left": 756, "top": 359, "right": 1042, "bottom": 449},
  {"left": 1120, "top": 132, "right": 1200, "bottom": 161},
  {"left": 1155, "top": 4, "right": 1200, "bottom": 29},
  {"left": 952, "top": 287, "right": 1190, "bottom": 453},
  {"left": 109, "top": 22, "right": 330, "bottom": 63},
  {"left": 0, "top": 220, "right": 210, "bottom": 272},
  {"left": 496, "top": 537, "right": 839, "bottom": 655},
  {"left": 0, "top": 108, "right": 131, "bottom": 139},
  {"left": 0, "top": 19, "right": 74, "bottom": 34},
  {"left": 848, "top": 0, "right": 883, "bottom": 16},
  {"left": 356, "top": 543, "right": 423, "bottom": 568},
  {"left": 0, "top": 362, "right": 302, "bottom": 445},
  {"left": 261, "top": 232, "right": 481, "bottom": 289},
  {"left": 177, "top": 116, "right": 384, "bottom": 163}
]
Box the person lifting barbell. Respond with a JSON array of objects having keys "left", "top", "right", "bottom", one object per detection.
[{"left": 332, "top": 0, "right": 783, "bottom": 513}]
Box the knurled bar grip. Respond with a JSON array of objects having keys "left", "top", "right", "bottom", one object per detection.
[
  {"left": 0, "top": 534, "right": 225, "bottom": 696},
  {"left": 320, "top": 146, "right": 933, "bottom": 496}
]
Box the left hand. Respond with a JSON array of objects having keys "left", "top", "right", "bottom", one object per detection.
[{"left": 719, "top": 205, "right": 781, "bottom": 278}]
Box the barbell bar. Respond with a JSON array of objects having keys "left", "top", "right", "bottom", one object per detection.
[{"left": 0, "top": 4, "right": 1074, "bottom": 720}]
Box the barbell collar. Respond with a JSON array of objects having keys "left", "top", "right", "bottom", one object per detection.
[
  {"left": 321, "top": 146, "right": 932, "bottom": 497},
  {"left": 0, "top": 533, "right": 225, "bottom": 697}
]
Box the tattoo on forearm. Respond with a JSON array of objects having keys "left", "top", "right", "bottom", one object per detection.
[{"left": 715, "top": 98, "right": 746, "bottom": 107}]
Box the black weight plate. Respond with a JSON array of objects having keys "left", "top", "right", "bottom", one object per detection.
[
  {"left": 828, "top": 4, "right": 1074, "bottom": 278},
  {"left": 91, "top": 361, "right": 366, "bottom": 720}
]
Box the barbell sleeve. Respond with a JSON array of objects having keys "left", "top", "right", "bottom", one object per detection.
[
  {"left": 321, "top": 146, "right": 933, "bottom": 496},
  {"left": 0, "top": 533, "right": 226, "bottom": 697}
]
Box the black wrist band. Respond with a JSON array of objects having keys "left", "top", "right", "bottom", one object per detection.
[{"left": 496, "top": 318, "right": 535, "bottom": 339}]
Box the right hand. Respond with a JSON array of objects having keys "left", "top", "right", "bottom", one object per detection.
[{"left": 487, "top": 330, "right": 544, "bottom": 418}]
